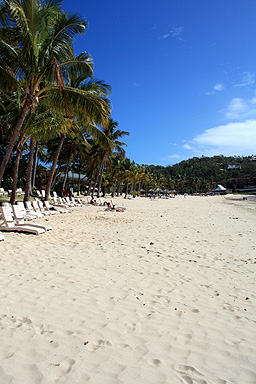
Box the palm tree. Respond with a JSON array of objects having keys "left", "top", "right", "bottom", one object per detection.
[
  {"left": 89, "top": 119, "right": 129, "bottom": 198},
  {"left": 0, "top": 0, "right": 92, "bottom": 183}
]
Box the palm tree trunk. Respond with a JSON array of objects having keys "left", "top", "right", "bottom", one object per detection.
[
  {"left": 45, "top": 134, "right": 65, "bottom": 201},
  {"left": 117, "top": 181, "right": 121, "bottom": 196},
  {"left": 97, "top": 164, "right": 104, "bottom": 198},
  {"left": 77, "top": 166, "right": 81, "bottom": 195},
  {"left": 24, "top": 138, "right": 35, "bottom": 201},
  {"left": 97, "top": 153, "right": 106, "bottom": 198},
  {"left": 112, "top": 179, "right": 116, "bottom": 197},
  {"left": 32, "top": 141, "right": 38, "bottom": 188},
  {"left": 88, "top": 167, "right": 95, "bottom": 196},
  {"left": 62, "top": 147, "right": 73, "bottom": 191},
  {"left": 52, "top": 162, "right": 61, "bottom": 187},
  {"left": 10, "top": 150, "right": 22, "bottom": 205},
  {"left": 92, "top": 160, "right": 103, "bottom": 198},
  {"left": 0, "top": 104, "right": 30, "bottom": 185},
  {"left": 125, "top": 173, "right": 130, "bottom": 196}
]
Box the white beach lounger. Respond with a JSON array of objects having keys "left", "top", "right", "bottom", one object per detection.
[
  {"left": 71, "top": 197, "right": 83, "bottom": 207},
  {"left": 16, "top": 201, "right": 38, "bottom": 219},
  {"left": 12, "top": 204, "right": 34, "bottom": 221},
  {"left": 64, "top": 196, "right": 76, "bottom": 206},
  {"left": 37, "top": 200, "right": 58, "bottom": 215},
  {"left": 32, "top": 200, "right": 51, "bottom": 216},
  {"left": 44, "top": 200, "right": 68, "bottom": 214},
  {"left": 53, "top": 196, "right": 67, "bottom": 208},
  {"left": 25, "top": 201, "right": 44, "bottom": 218},
  {"left": 0, "top": 207, "right": 46, "bottom": 236},
  {"left": 58, "top": 197, "right": 72, "bottom": 208},
  {"left": 11, "top": 205, "right": 52, "bottom": 231}
]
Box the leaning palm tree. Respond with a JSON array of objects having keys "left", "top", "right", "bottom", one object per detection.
[
  {"left": 0, "top": 0, "right": 93, "bottom": 183},
  {"left": 95, "top": 118, "right": 130, "bottom": 197}
]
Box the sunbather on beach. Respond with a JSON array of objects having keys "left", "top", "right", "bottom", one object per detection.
[{"left": 105, "top": 201, "right": 125, "bottom": 212}]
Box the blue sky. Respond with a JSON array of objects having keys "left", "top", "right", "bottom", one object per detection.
[{"left": 63, "top": 0, "right": 256, "bottom": 166}]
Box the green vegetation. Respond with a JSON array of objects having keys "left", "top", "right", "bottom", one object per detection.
[{"left": 144, "top": 155, "right": 256, "bottom": 194}]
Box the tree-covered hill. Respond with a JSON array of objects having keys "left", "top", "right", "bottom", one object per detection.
[{"left": 145, "top": 155, "right": 256, "bottom": 194}]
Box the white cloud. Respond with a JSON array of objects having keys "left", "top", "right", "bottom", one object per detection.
[
  {"left": 226, "top": 97, "right": 256, "bottom": 119},
  {"left": 234, "top": 72, "right": 255, "bottom": 87},
  {"left": 226, "top": 98, "right": 247, "bottom": 119},
  {"left": 206, "top": 82, "right": 224, "bottom": 95},
  {"left": 193, "top": 120, "right": 256, "bottom": 150},
  {"left": 213, "top": 83, "right": 224, "bottom": 91},
  {"left": 183, "top": 144, "right": 193, "bottom": 150}
]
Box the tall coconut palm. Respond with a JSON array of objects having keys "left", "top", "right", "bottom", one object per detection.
[
  {"left": 92, "top": 118, "right": 129, "bottom": 197},
  {"left": 0, "top": 0, "right": 93, "bottom": 183}
]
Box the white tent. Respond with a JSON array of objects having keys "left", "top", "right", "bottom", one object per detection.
[{"left": 211, "top": 184, "right": 227, "bottom": 194}]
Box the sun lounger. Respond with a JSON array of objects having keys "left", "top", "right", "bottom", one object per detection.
[
  {"left": 0, "top": 206, "right": 46, "bottom": 235},
  {"left": 53, "top": 197, "right": 70, "bottom": 213},
  {"left": 25, "top": 201, "right": 44, "bottom": 218},
  {"left": 37, "top": 200, "right": 58, "bottom": 215},
  {"left": 44, "top": 200, "right": 68, "bottom": 214},
  {"left": 71, "top": 197, "right": 83, "bottom": 207},
  {"left": 32, "top": 200, "right": 51, "bottom": 216},
  {"left": 53, "top": 196, "right": 67, "bottom": 208},
  {"left": 10, "top": 205, "right": 52, "bottom": 231},
  {"left": 0, "top": 188, "right": 8, "bottom": 197},
  {"left": 64, "top": 196, "right": 76, "bottom": 206},
  {"left": 12, "top": 204, "right": 34, "bottom": 221},
  {"left": 16, "top": 201, "right": 39, "bottom": 219}
]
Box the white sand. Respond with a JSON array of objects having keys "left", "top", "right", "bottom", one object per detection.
[{"left": 0, "top": 195, "right": 255, "bottom": 383}]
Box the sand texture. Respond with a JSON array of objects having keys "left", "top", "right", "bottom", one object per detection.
[{"left": 0, "top": 195, "right": 255, "bottom": 383}]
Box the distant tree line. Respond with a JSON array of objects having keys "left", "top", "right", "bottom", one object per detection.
[{"left": 144, "top": 155, "right": 256, "bottom": 194}]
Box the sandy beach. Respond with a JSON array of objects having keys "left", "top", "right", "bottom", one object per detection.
[{"left": 0, "top": 195, "right": 255, "bottom": 384}]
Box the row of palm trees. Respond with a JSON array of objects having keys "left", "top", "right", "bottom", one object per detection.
[
  {"left": 0, "top": 0, "right": 185, "bottom": 202},
  {"left": 0, "top": 0, "right": 132, "bottom": 202}
]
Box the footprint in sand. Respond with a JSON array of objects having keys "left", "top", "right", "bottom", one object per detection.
[
  {"left": 54, "top": 358, "right": 76, "bottom": 379},
  {"left": 147, "top": 358, "right": 161, "bottom": 366},
  {"left": 172, "top": 364, "right": 209, "bottom": 384}
]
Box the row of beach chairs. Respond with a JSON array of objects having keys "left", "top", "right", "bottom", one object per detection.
[
  {"left": 0, "top": 192, "right": 127, "bottom": 238},
  {"left": 0, "top": 198, "right": 72, "bottom": 236},
  {"left": 0, "top": 187, "right": 25, "bottom": 197}
]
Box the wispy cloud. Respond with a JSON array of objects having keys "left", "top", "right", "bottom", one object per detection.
[
  {"left": 234, "top": 71, "right": 255, "bottom": 87},
  {"left": 183, "top": 144, "right": 192, "bottom": 150},
  {"left": 206, "top": 82, "right": 224, "bottom": 95},
  {"left": 160, "top": 26, "right": 185, "bottom": 42},
  {"left": 213, "top": 83, "right": 224, "bottom": 91},
  {"left": 168, "top": 154, "right": 182, "bottom": 159},
  {"left": 226, "top": 97, "right": 256, "bottom": 119}
]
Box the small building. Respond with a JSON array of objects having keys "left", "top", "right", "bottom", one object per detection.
[{"left": 210, "top": 184, "right": 227, "bottom": 195}]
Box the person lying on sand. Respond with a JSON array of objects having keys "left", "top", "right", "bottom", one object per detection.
[{"left": 105, "top": 201, "right": 126, "bottom": 212}]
